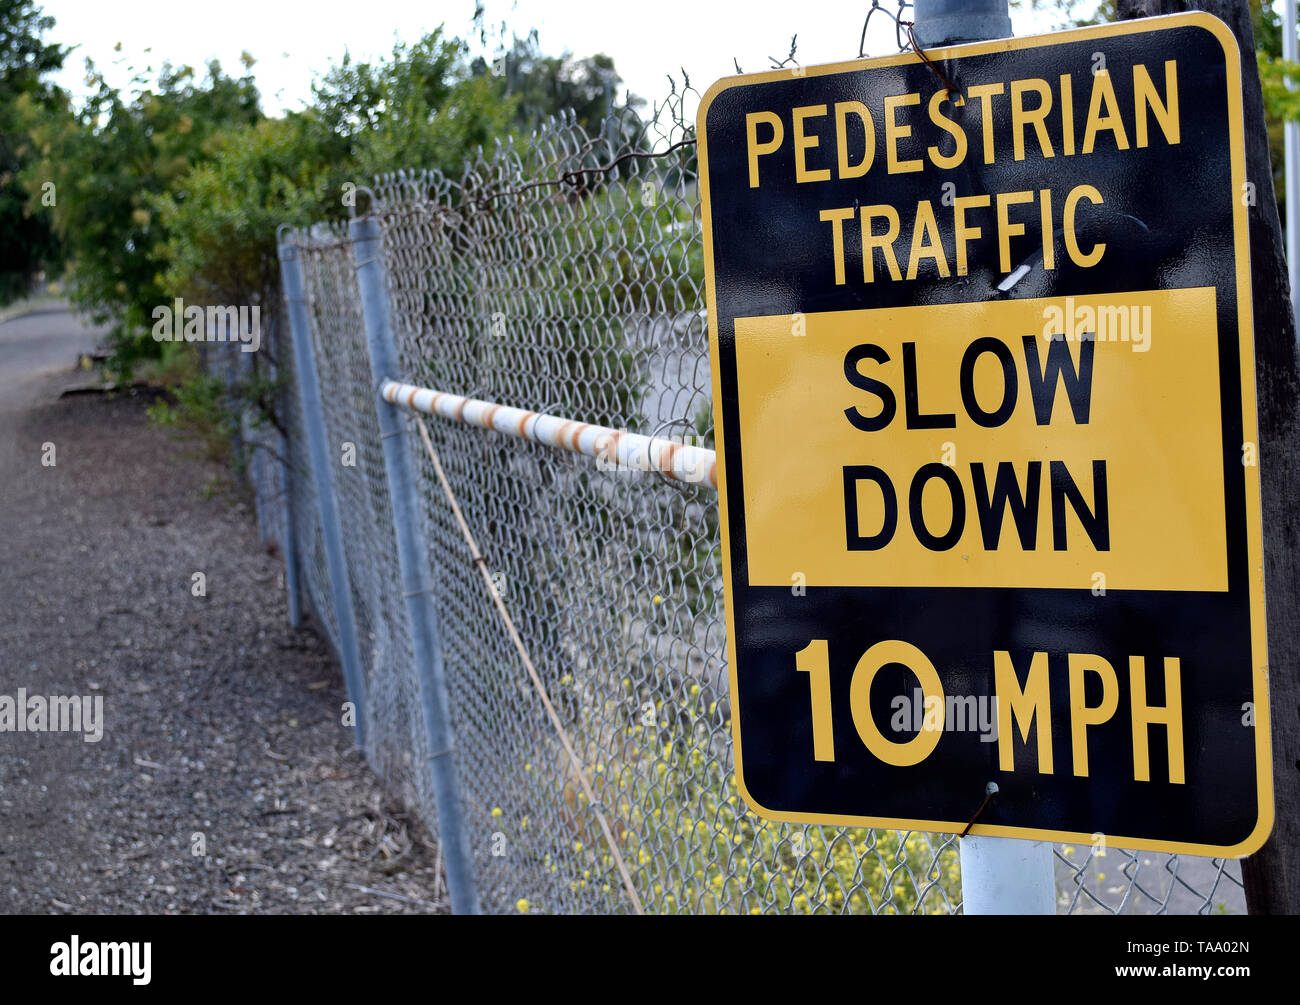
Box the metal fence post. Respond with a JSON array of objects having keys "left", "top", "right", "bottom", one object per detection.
[
  {"left": 267, "top": 315, "right": 302, "bottom": 628},
  {"left": 350, "top": 214, "right": 481, "bottom": 915},
  {"left": 279, "top": 441, "right": 302, "bottom": 629},
  {"left": 278, "top": 359, "right": 303, "bottom": 630},
  {"left": 277, "top": 237, "right": 369, "bottom": 750},
  {"left": 239, "top": 336, "right": 269, "bottom": 545},
  {"left": 911, "top": 0, "right": 1056, "bottom": 916}
]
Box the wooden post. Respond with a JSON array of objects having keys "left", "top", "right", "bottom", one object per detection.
[{"left": 1117, "top": 0, "right": 1300, "bottom": 915}]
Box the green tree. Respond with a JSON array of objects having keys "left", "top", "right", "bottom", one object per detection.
[
  {"left": 474, "top": 34, "right": 630, "bottom": 136},
  {"left": 145, "top": 28, "right": 527, "bottom": 379},
  {"left": 157, "top": 26, "right": 638, "bottom": 324},
  {"left": 0, "top": 0, "right": 67, "bottom": 304},
  {"left": 151, "top": 113, "right": 337, "bottom": 311},
  {"left": 20, "top": 54, "right": 261, "bottom": 369},
  {"left": 1250, "top": 2, "right": 1296, "bottom": 218},
  {"left": 12, "top": 18, "right": 633, "bottom": 374},
  {"left": 310, "top": 30, "right": 517, "bottom": 184}
]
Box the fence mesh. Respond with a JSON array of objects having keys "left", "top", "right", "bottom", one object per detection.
[{"left": 223, "top": 93, "right": 1249, "bottom": 915}]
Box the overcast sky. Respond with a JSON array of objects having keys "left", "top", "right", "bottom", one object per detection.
[{"left": 36, "top": 0, "right": 1088, "bottom": 122}]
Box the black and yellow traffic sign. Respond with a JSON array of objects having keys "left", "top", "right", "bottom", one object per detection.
[{"left": 699, "top": 13, "right": 1272, "bottom": 855}]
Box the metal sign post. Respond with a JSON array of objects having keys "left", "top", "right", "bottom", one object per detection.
[
  {"left": 911, "top": 0, "right": 1012, "bottom": 47},
  {"left": 914, "top": 0, "right": 1055, "bottom": 916}
]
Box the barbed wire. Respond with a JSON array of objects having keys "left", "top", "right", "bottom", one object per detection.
[
  {"left": 769, "top": 35, "right": 801, "bottom": 70},
  {"left": 861, "top": 0, "right": 917, "bottom": 56},
  {"left": 469, "top": 136, "right": 697, "bottom": 209}
]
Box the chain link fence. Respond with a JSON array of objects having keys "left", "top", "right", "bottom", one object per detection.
[{"left": 204, "top": 84, "right": 1249, "bottom": 915}]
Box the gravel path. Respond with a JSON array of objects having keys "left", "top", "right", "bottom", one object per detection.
[{"left": 0, "top": 307, "right": 445, "bottom": 914}]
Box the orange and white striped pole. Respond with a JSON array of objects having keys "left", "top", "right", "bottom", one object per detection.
[{"left": 380, "top": 379, "right": 718, "bottom": 490}]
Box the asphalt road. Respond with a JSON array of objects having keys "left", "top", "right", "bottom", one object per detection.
[{"left": 0, "top": 306, "right": 102, "bottom": 449}]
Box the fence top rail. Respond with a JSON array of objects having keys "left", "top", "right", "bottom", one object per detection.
[{"left": 380, "top": 378, "right": 717, "bottom": 490}]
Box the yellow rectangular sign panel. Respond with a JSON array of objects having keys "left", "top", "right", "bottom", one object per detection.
[{"left": 735, "top": 288, "right": 1227, "bottom": 591}]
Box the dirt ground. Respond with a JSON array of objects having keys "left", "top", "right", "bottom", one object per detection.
[{"left": 0, "top": 308, "right": 446, "bottom": 914}]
